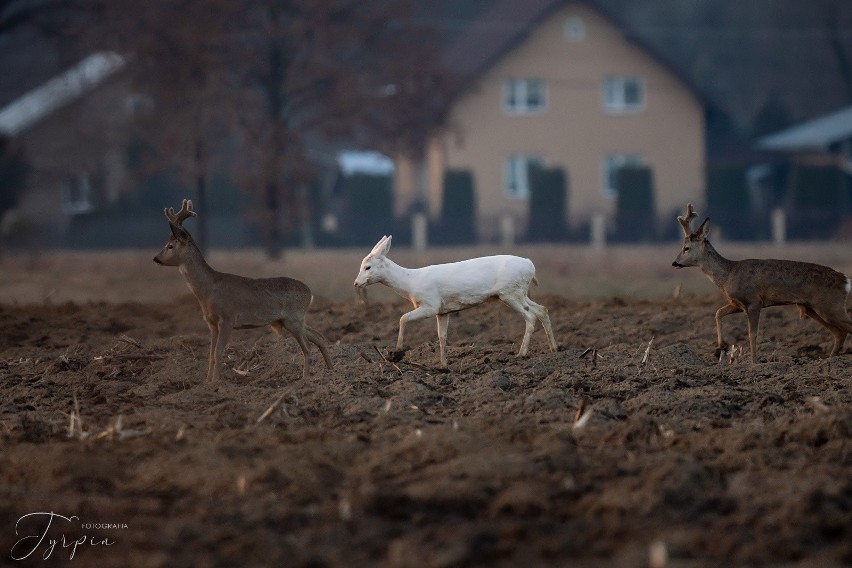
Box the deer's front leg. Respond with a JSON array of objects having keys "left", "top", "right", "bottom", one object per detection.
[
  {"left": 210, "top": 317, "right": 233, "bottom": 383},
  {"left": 436, "top": 313, "right": 450, "bottom": 369},
  {"left": 205, "top": 318, "right": 219, "bottom": 382},
  {"left": 714, "top": 303, "right": 740, "bottom": 355},
  {"left": 396, "top": 305, "right": 438, "bottom": 350}
]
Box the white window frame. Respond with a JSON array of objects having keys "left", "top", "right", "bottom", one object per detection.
[
  {"left": 504, "top": 155, "right": 543, "bottom": 200},
  {"left": 602, "top": 75, "right": 645, "bottom": 114},
  {"left": 61, "top": 172, "right": 95, "bottom": 215},
  {"left": 603, "top": 154, "right": 645, "bottom": 198},
  {"left": 503, "top": 78, "right": 548, "bottom": 115}
]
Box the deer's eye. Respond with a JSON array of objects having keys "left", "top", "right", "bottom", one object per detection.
[
  {"left": 683, "top": 246, "right": 690, "bottom": 252},
  {"left": 167, "top": 244, "right": 174, "bottom": 249},
  {"left": 365, "top": 265, "right": 371, "bottom": 271}
]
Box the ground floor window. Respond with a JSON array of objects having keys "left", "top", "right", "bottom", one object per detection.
[
  {"left": 61, "top": 172, "right": 95, "bottom": 214},
  {"left": 504, "top": 155, "right": 543, "bottom": 199},
  {"left": 603, "top": 154, "right": 644, "bottom": 197}
]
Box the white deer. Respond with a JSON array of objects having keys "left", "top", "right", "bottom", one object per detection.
[
  {"left": 672, "top": 203, "right": 852, "bottom": 362},
  {"left": 153, "top": 199, "right": 332, "bottom": 382},
  {"left": 353, "top": 235, "right": 558, "bottom": 368}
]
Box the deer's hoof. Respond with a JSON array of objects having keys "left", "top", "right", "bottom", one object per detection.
[{"left": 387, "top": 349, "right": 406, "bottom": 362}]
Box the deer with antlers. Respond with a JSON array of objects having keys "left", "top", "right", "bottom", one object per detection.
[
  {"left": 672, "top": 203, "right": 852, "bottom": 362},
  {"left": 153, "top": 199, "right": 332, "bottom": 383}
]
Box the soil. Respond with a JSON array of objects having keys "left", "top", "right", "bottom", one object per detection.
[{"left": 0, "top": 292, "right": 850, "bottom": 567}]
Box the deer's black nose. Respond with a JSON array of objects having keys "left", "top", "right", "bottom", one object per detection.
[
  {"left": 672, "top": 261, "right": 682, "bottom": 268},
  {"left": 153, "top": 257, "right": 163, "bottom": 265}
]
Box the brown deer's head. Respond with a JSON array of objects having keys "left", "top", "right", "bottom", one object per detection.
[
  {"left": 672, "top": 203, "right": 710, "bottom": 269},
  {"left": 153, "top": 199, "right": 197, "bottom": 266}
]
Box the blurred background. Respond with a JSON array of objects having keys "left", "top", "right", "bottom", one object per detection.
[{"left": 2, "top": 0, "right": 852, "bottom": 258}]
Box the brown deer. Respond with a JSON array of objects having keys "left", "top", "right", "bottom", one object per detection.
[
  {"left": 153, "top": 199, "right": 332, "bottom": 382},
  {"left": 672, "top": 203, "right": 852, "bottom": 362}
]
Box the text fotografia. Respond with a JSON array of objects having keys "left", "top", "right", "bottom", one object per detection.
[{"left": 11, "top": 512, "right": 127, "bottom": 561}]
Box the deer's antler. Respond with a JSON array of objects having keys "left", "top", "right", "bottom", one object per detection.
[
  {"left": 165, "top": 199, "right": 196, "bottom": 227},
  {"left": 677, "top": 203, "right": 697, "bottom": 237}
]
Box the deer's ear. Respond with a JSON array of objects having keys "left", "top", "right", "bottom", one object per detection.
[
  {"left": 369, "top": 235, "right": 388, "bottom": 255},
  {"left": 697, "top": 217, "right": 711, "bottom": 239},
  {"left": 169, "top": 222, "right": 190, "bottom": 242}
]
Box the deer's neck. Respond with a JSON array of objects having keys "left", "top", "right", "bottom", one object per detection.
[
  {"left": 699, "top": 241, "right": 736, "bottom": 290},
  {"left": 379, "top": 259, "right": 417, "bottom": 300},
  {"left": 178, "top": 245, "right": 217, "bottom": 297}
]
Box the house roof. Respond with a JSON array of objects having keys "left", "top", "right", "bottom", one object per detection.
[
  {"left": 440, "top": 0, "right": 707, "bottom": 104},
  {"left": 0, "top": 51, "right": 125, "bottom": 137},
  {"left": 337, "top": 150, "right": 395, "bottom": 176},
  {"left": 757, "top": 105, "right": 852, "bottom": 152},
  {"left": 440, "top": 0, "right": 557, "bottom": 78}
]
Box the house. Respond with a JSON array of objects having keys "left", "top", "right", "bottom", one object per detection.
[
  {"left": 394, "top": 0, "right": 706, "bottom": 241},
  {"left": 757, "top": 105, "right": 852, "bottom": 232},
  {"left": 758, "top": 105, "right": 852, "bottom": 169},
  {"left": 0, "top": 52, "right": 132, "bottom": 244}
]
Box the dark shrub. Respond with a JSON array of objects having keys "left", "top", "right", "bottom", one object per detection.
[{"left": 527, "top": 165, "right": 568, "bottom": 242}]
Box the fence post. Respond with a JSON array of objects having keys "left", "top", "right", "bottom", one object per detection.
[
  {"left": 412, "top": 212, "right": 428, "bottom": 251},
  {"left": 771, "top": 208, "right": 786, "bottom": 245},
  {"left": 499, "top": 213, "right": 515, "bottom": 248},
  {"left": 591, "top": 212, "right": 606, "bottom": 249}
]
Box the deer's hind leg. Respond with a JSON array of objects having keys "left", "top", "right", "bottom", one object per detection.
[
  {"left": 271, "top": 318, "right": 314, "bottom": 377},
  {"left": 499, "top": 294, "right": 540, "bottom": 357},
  {"left": 745, "top": 305, "right": 762, "bottom": 363},
  {"left": 524, "top": 295, "right": 557, "bottom": 352},
  {"left": 303, "top": 323, "right": 333, "bottom": 369},
  {"left": 810, "top": 305, "right": 852, "bottom": 356},
  {"left": 527, "top": 298, "right": 559, "bottom": 353},
  {"left": 435, "top": 313, "right": 450, "bottom": 369}
]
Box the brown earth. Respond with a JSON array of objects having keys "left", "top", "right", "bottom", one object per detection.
[{"left": 1, "top": 289, "right": 850, "bottom": 567}]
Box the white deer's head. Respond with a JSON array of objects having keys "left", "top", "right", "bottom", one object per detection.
[{"left": 354, "top": 235, "right": 392, "bottom": 288}]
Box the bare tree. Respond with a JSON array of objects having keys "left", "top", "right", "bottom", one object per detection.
[
  {"left": 231, "top": 0, "right": 451, "bottom": 258},
  {"left": 89, "top": 0, "right": 240, "bottom": 253},
  {"left": 823, "top": 1, "right": 852, "bottom": 103}
]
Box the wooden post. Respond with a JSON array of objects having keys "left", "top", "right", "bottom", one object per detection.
[
  {"left": 772, "top": 208, "right": 786, "bottom": 245},
  {"left": 499, "top": 213, "right": 515, "bottom": 247},
  {"left": 591, "top": 212, "right": 606, "bottom": 249},
  {"left": 412, "top": 212, "right": 428, "bottom": 251}
]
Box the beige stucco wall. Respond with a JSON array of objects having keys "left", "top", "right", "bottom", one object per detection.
[{"left": 413, "top": 2, "right": 705, "bottom": 240}]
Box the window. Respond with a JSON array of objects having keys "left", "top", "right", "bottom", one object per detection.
[
  {"left": 564, "top": 17, "right": 586, "bottom": 42},
  {"left": 61, "top": 172, "right": 95, "bottom": 215},
  {"left": 503, "top": 78, "right": 548, "bottom": 114},
  {"left": 603, "top": 154, "right": 644, "bottom": 197},
  {"left": 602, "top": 76, "right": 645, "bottom": 113},
  {"left": 504, "top": 155, "right": 543, "bottom": 199}
]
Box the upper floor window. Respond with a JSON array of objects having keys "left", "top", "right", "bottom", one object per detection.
[
  {"left": 503, "top": 78, "right": 548, "bottom": 114},
  {"left": 564, "top": 17, "right": 586, "bottom": 42},
  {"left": 602, "top": 76, "right": 645, "bottom": 113},
  {"left": 603, "top": 154, "right": 644, "bottom": 197},
  {"left": 504, "top": 155, "right": 543, "bottom": 199}
]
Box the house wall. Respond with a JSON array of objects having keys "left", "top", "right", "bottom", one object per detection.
[
  {"left": 420, "top": 2, "right": 705, "bottom": 240},
  {"left": 12, "top": 80, "right": 133, "bottom": 242}
]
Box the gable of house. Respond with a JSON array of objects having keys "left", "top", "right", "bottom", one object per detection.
[{"left": 401, "top": 0, "right": 706, "bottom": 241}]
